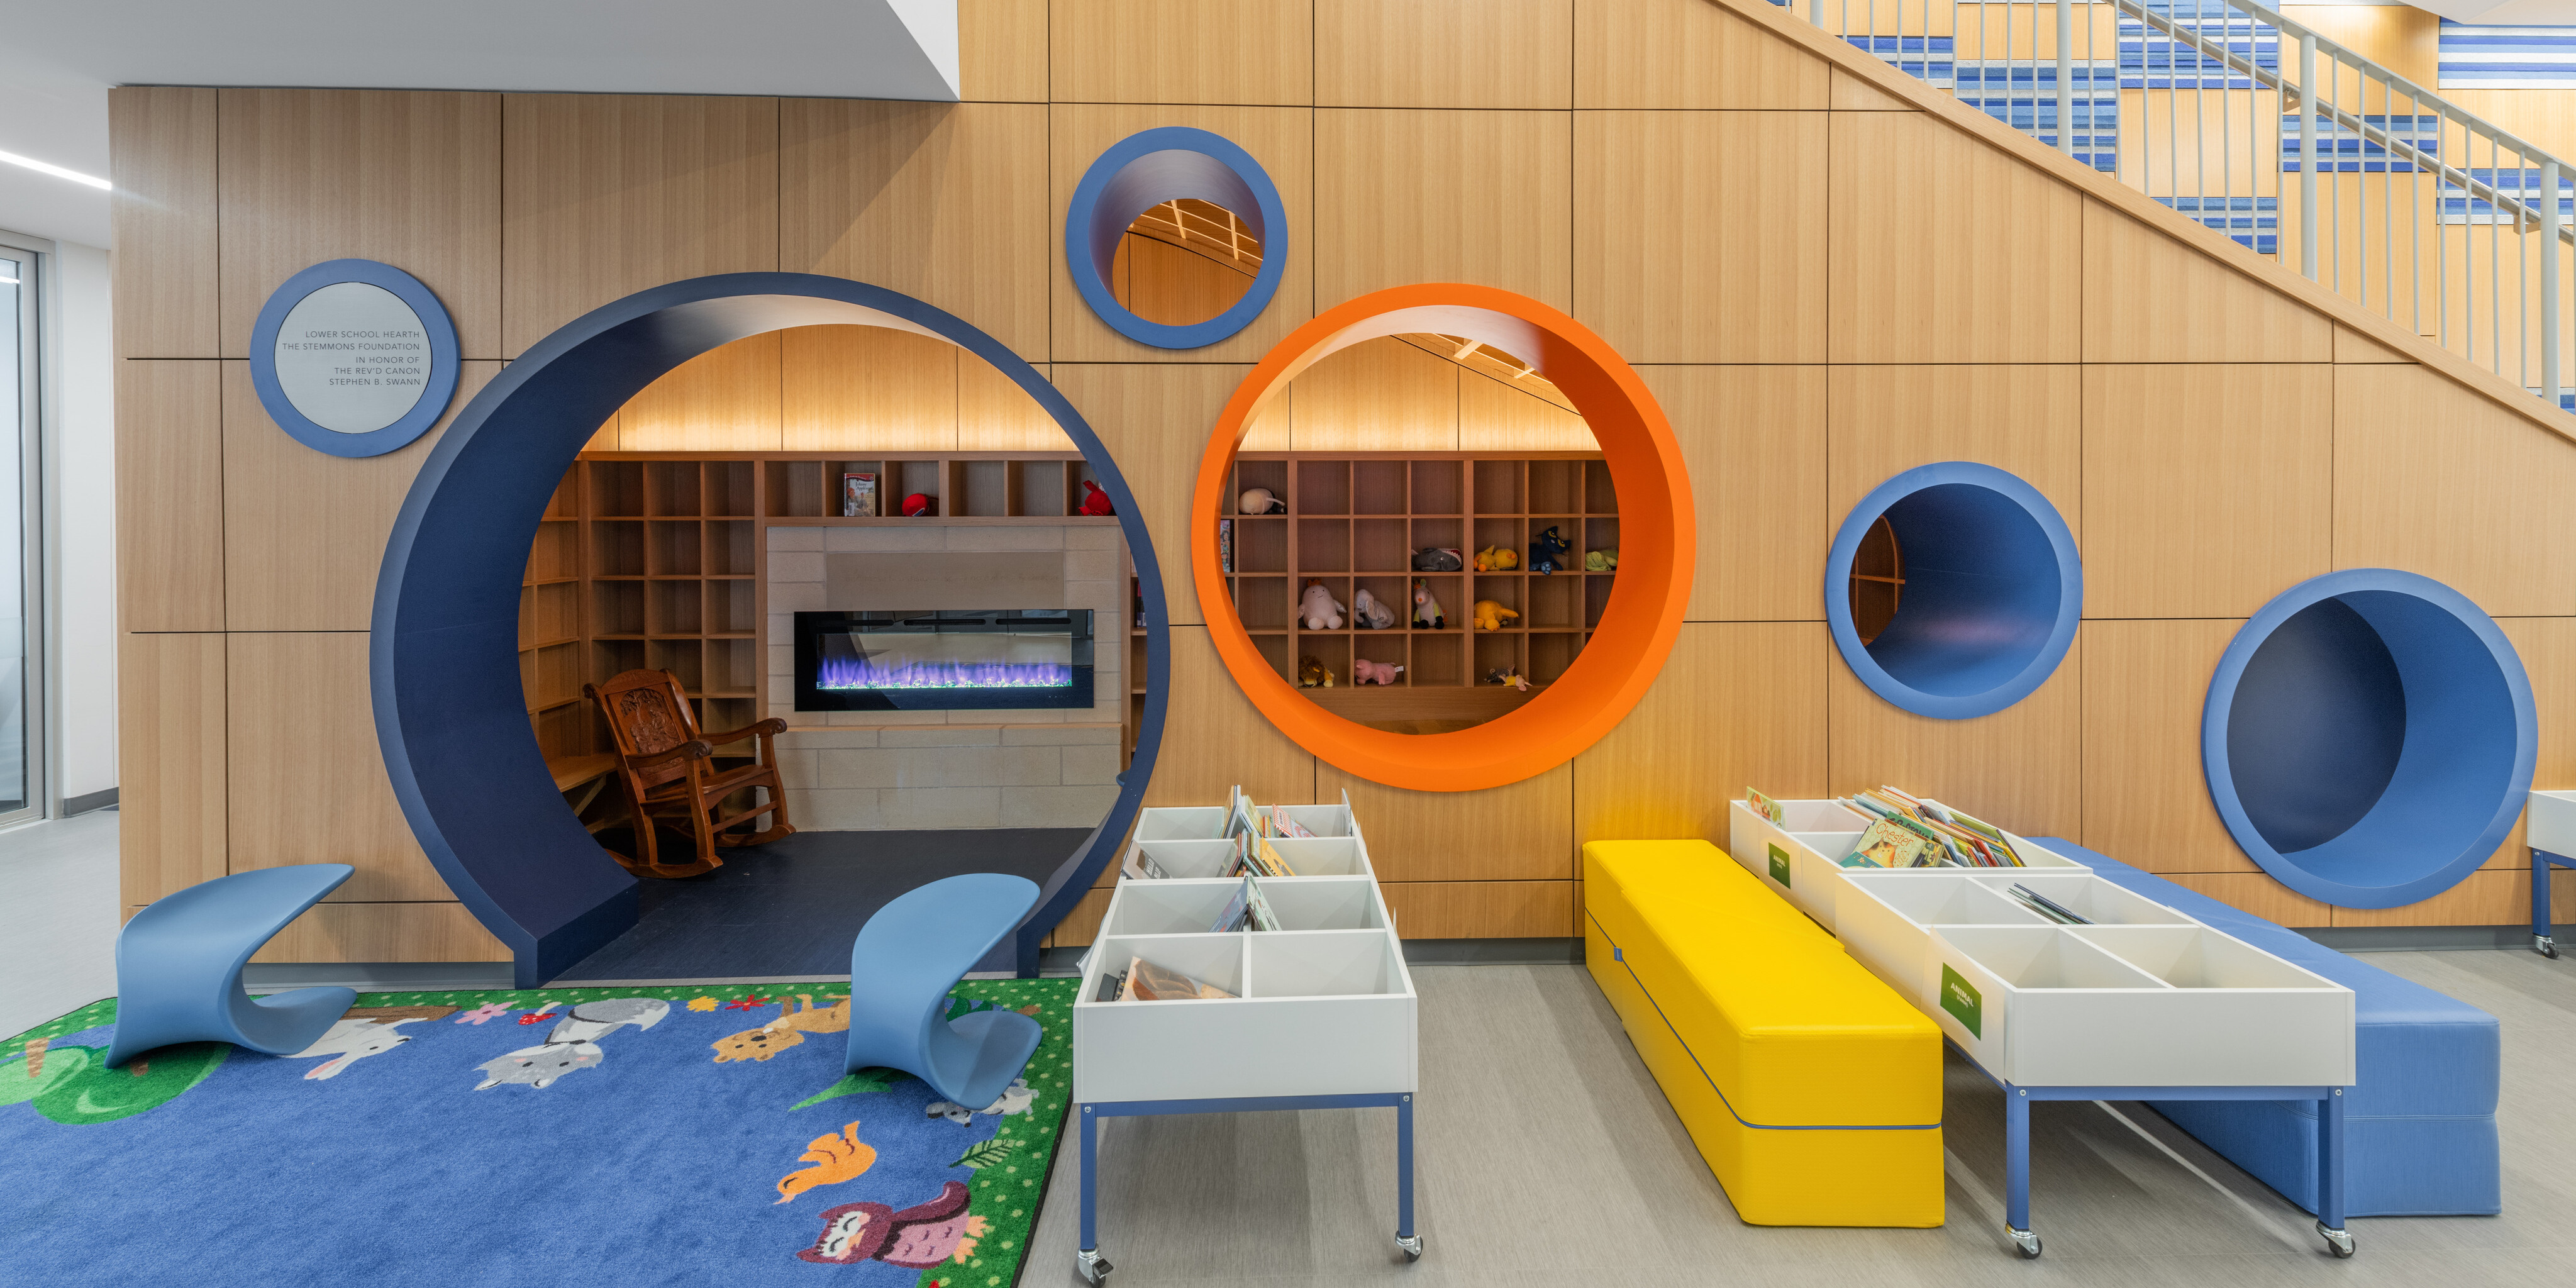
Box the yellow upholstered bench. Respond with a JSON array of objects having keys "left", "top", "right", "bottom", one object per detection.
[{"left": 1583, "top": 840, "right": 1943, "bottom": 1227}]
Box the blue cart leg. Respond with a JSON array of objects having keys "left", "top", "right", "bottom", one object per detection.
[
  {"left": 2316, "top": 1089, "right": 2354, "bottom": 1257},
  {"left": 2535, "top": 850, "right": 2560, "bottom": 958},
  {"left": 1077, "top": 1106, "right": 1111, "bottom": 1284},
  {"left": 1394, "top": 1093, "right": 1423, "bottom": 1260},
  {"left": 2005, "top": 1087, "right": 2039, "bottom": 1257}
]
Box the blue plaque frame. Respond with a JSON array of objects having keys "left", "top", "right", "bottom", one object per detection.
[{"left": 249, "top": 258, "right": 459, "bottom": 458}]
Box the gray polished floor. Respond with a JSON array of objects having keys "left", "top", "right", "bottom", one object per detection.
[
  {"left": 1032, "top": 952, "right": 2576, "bottom": 1287},
  {"left": 0, "top": 809, "right": 118, "bottom": 1040}
]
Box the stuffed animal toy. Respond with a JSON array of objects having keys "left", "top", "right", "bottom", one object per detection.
[
  {"left": 1299, "top": 579, "right": 1346, "bottom": 630},
  {"left": 1411, "top": 580, "right": 1446, "bottom": 630},
  {"left": 1238, "top": 487, "right": 1284, "bottom": 515},
  {"left": 1472, "top": 599, "right": 1519, "bottom": 631},
  {"left": 1352, "top": 587, "right": 1397, "bottom": 630},
  {"left": 1411, "top": 547, "right": 1463, "bottom": 572},
  {"left": 1584, "top": 547, "right": 1619, "bottom": 572},
  {"left": 1474, "top": 545, "right": 1519, "bottom": 572},
  {"left": 1078, "top": 480, "right": 1116, "bottom": 516},
  {"left": 1296, "top": 655, "right": 1336, "bottom": 688},
  {"left": 1485, "top": 666, "right": 1532, "bottom": 692},
  {"left": 1528, "top": 525, "right": 1571, "bottom": 574},
  {"left": 1350, "top": 658, "right": 1404, "bottom": 685},
  {"left": 901, "top": 492, "right": 937, "bottom": 518}
]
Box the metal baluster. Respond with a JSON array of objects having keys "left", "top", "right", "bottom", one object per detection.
[
  {"left": 2546, "top": 156, "right": 2562, "bottom": 407},
  {"left": 2058, "top": 0, "right": 2076, "bottom": 156},
  {"left": 2299, "top": 33, "right": 2318, "bottom": 280},
  {"left": 2492, "top": 131, "right": 2503, "bottom": 376}
]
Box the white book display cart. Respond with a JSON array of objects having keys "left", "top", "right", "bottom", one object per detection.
[
  {"left": 1070, "top": 792, "right": 1421, "bottom": 1284},
  {"left": 1731, "top": 797, "right": 2359, "bottom": 1260},
  {"left": 2528, "top": 789, "right": 2576, "bottom": 957}
]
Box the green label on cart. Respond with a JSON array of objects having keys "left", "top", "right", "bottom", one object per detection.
[
  {"left": 1940, "top": 965, "right": 1983, "bottom": 1038},
  {"left": 1768, "top": 843, "right": 1791, "bottom": 887}
]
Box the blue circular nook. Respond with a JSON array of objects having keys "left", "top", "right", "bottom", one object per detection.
[
  {"left": 1825, "top": 462, "right": 2082, "bottom": 719},
  {"left": 2203, "top": 569, "right": 2535, "bottom": 909},
  {"left": 372, "top": 274, "right": 1171, "bottom": 985},
  {"left": 250, "top": 258, "right": 460, "bottom": 458},
  {"left": 1065, "top": 127, "right": 1287, "bottom": 349}
]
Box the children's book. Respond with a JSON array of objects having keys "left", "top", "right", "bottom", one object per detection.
[
  {"left": 1269, "top": 805, "right": 1316, "bottom": 838},
  {"left": 1841, "top": 816, "right": 1931, "bottom": 869},
  {"left": 1122, "top": 849, "right": 1170, "bottom": 880},
  {"left": 1746, "top": 787, "right": 1785, "bottom": 826},
  {"left": 1243, "top": 877, "right": 1281, "bottom": 932},
  {"left": 1210, "top": 877, "right": 1253, "bottom": 933},
  {"left": 1123, "top": 956, "right": 1235, "bottom": 1001}
]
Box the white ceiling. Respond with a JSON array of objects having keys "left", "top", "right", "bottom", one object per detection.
[
  {"left": 2411, "top": 0, "right": 2576, "bottom": 22},
  {"left": 0, "top": 0, "right": 958, "bottom": 250}
]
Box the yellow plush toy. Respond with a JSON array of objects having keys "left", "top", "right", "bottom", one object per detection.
[
  {"left": 1472, "top": 599, "right": 1520, "bottom": 631},
  {"left": 1474, "top": 545, "right": 1519, "bottom": 572}
]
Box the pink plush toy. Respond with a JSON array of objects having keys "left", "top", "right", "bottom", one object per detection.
[
  {"left": 1299, "top": 579, "right": 1346, "bottom": 630},
  {"left": 1351, "top": 658, "right": 1404, "bottom": 686}
]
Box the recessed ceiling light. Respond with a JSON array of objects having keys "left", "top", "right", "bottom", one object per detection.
[{"left": 0, "top": 149, "right": 110, "bottom": 191}]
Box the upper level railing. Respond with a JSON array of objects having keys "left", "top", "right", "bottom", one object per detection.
[{"left": 1790, "top": 0, "right": 2576, "bottom": 408}]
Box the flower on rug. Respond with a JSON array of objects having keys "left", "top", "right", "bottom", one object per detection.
[
  {"left": 775, "top": 1120, "right": 877, "bottom": 1204},
  {"left": 687, "top": 996, "right": 718, "bottom": 1013},
  {"left": 725, "top": 995, "right": 774, "bottom": 1012},
  {"left": 453, "top": 1002, "right": 509, "bottom": 1025},
  {"left": 796, "top": 1180, "right": 986, "bottom": 1268}
]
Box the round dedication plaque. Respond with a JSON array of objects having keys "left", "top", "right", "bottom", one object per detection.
[{"left": 250, "top": 260, "right": 458, "bottom": 457}]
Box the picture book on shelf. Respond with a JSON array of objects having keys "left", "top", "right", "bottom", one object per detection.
[
  {"left": 1269, "top": 805, "right": 1316, "bottom": 838},
  {"left": 1745, "top": 787, "right": 1785, "bottom": 826},
  {"left": 841, "top": 472, "right": 877, "bottom": 518},
  {"left": 1122, "top": 848, "right": 1169, "bottom": 880},
  {"left": 1122, "top": 956, "right": 1235, "bottom": 1001},
  {"left": 1211, "top": 877, "right": 1253, "bottom": 933},
  {"left": 1243, "top": 877, "right": 1281, "bottom": 932},
  {"left": 1841, "top": 815, "right": 1932, "bottom": 869},
  {"left": 1095, "top": 969, "right": 1126, "bottom": 1002}
]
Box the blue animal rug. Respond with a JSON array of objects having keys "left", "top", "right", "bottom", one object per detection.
[{"left": 0, "top": 979, "right": 1074, "bottom": 1287}]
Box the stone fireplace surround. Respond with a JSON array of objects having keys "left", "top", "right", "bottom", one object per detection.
[{"left": 765, "top": 522, "right": 1125, "bottom": 830}]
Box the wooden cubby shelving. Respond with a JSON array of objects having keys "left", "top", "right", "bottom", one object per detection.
[
  {"left": 518, "top": 452, "right": 1119, "bottom": 770},
  {"left": 1218, "top": 453, "right": 1616, "bottom": 728}
]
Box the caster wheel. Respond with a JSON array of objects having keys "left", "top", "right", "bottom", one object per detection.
[
  {"left": 2318, "top": 1222, "right": 2355, "bottom": 1258},
  {"left": 1077, "top": 1249, "right": 1113, "bottom": 1284},
  {"left": 2008, "top": 1227, "right": 2041, "bottom": 1259},
  {"left": 2538, "top": 936, "right": 2560, "bottom": 959},
  {"left": 1396, "top": 1234, "right": 1424, "bottom": 1262}
]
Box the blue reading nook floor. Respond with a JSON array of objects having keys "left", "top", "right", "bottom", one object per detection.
[{"left": 555, "top": 827, "right": 1092, "bottom": 982}]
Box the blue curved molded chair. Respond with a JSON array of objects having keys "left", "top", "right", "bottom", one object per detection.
[
  {"left": 845, "top": 873, "right": 1043, "bottom": 1108},
  {"left": 104, "top": 864, "right": 358, "bottom": 1069}
]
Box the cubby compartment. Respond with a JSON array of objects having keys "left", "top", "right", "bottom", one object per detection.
[
  {"left": 1297, "top": 520, "right": 1352, "bottom": 573},
  {"left": 826, "top": 460, "right": 885, "bottom": 516},
  {"left": 591, "top": 638, "right": 644, "bottom": 680},
  {"left": 526, "top": 641, "right": 582, "bottom": 708},
  {"left": 1410, "top": 632, "right": 1466, "bottom": 686},
  {"left": 1231, "top": 459, "right": 1288, "bottom": 508},
  {"left": 591, "top": 580, "right": 645, "bottom": 637},
  {"left": 1353, "top": 519, "right": 1407, "bottom": 572},
  {"left": 1473, "top": 459, "right": 1522, "bottom": 513},
  {"left": 895, "top": 459, "right": 943, "bottom": 512},
  {"left": 1263, "top": 836, "right": 1370, "bottom": 876},
  {"left": 1299, "top": 635, "right": 1352, "bottom": 689},
  {"left": 1234, "top": 517, "right": 1288, "bottom": 573},
  {"left": 705, "top": 520, "right": 755, "bottom": 577},
  {"left": 1471, "top": 575, "right": 1521, "bottom": 623},
  {"left": 523, "top": 581, "right": 580, "bottom": 646},
  {"left": 2075, "top": 925, "right": 2333, "bottom": 991},
  {"left": 706, "top": 638, "right": 760, "bottom": 695},
  {"left": 1252, "top": 633, "right": 1294, "bottom": 682},
  {"left": 1972, "top": 874, "right": 2198, "bottom": 927},
  {"left": 645, "top": 461, "right": 700, "bottom": 516},
  {"left": 1296, "top": 460, "right": 1350, "bottom": 514},
  {"left": 1353, "top": 632, "right": 1407, "bottom": 683},
  {"left": 647, "top": 639, "right": 703, "bottom": 692},
  {"left": 1132, "top": 808, "right": 1229, "bottom": 842},
  {"left": 706, "top": 461, "right": 757, "bottom": 516},
  {"left": 1296, "top": 577, "right": 1353, "bottom": 631},
  {"left": 1234, "top": 576, "right": 1291, "bottom": 630},
  {"left": 1353, "top": 575, "right": 1409, "bottom": 628},
  {"left": 1259, "top": 878, "right": 1386, "bottom": 931},
  {"left": 590, "top": 460, "right": 646, "bottom": 516},
  {"left": 1102, "top": 880, "right": 1256, "bottom": 936},
  {"left": 526, "top": 521, "right": 579, "bottom": 582},
  {"left": 1940, "top": 925, "right": 2168, "bottom": 991},
  {"left": 591, "top": 521, "right": 646, "bottom": 577},
  {"left": 1472, "top": 631, "right": 1519, "bottom": 680},
  {"left": 957, "top": 459, "right": 1009, "bottom": 516},
  {"left": 646, "top": 521, "right": 702, "bottom": 576},
  {"left": 707, "top": 579, "right": 757, "bottom": 636},
  {"left": 1584, "top": 459, "right": 1619, "bottom": 514},
  {"left": 1407, "top": 460, "right": 1463, "bottom": 515},
  {"left": 1352, "top": 461, "right": 1406, "bottom": 514},
  {"left": 1088, "top": 934, "right": 1247, "bottom": 1001},
  {"left": 1528, "top": 460, "right": 1582, "bottom": 514},
  {"left": 1526, "top": 575, "right": 1582, "bottom": 630},
  {"left": 1584, "top": 516, "right": 1620, "bottom": 566},
  {"left": 1528, "top": 632, "right": 1583, "bottom": 684},
  {"left": 1409, "top": 517, "right": 1462, "bottom": 555},
  {"left": 1013, "top": 460, "right": 1068, "bottom": 516},
  {"left": 1248, "top": 930, "right": 1404, "bottom": 997},
  {"left": 765, "top": 460, "right": 826, "bottom": 517},
  {"left": 1122, "top": 836, "right": 1244, "bottom": 877},
  {"left": 1411, "top": 574, "right": 1464, "bottom": 628},
  {"left": 646, "top": 579, "right": 702, "bottom": 636}
]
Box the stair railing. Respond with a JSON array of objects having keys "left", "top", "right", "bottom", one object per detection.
[{"left": 1794, "top": 0, "right": 2575, "bottom": 407}]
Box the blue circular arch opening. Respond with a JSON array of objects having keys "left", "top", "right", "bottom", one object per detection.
[
  {"left": 371, "top": 274, "right": 1170, "bottom": 986},
  {"left": 1824, "top": 462, "right": 2082, "bottom": 719},
  {"left": 2204, "top": 569, "right": 2536, "bottom": 909},
  {"left": 1065, "top": 126, "right": 1287, "bottom": 350},
  {"left": 249, "top": 258, "right": 460, "bottom": 458}
]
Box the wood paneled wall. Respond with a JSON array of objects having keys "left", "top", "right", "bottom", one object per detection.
[{"left": 114, "top": 0, "right": 2576, "bottom": 964}]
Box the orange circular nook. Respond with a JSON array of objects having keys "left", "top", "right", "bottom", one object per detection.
[{"left": 1192, "top": 285, "right": 1694, "bottom": 792}]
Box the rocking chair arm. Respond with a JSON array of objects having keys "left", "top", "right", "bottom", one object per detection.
[
  {"left": 701, "top": 718, "right": 789, "bottom": 745},
  {"left": 626, "top": 740, "right": 714, "bottom": 771}
]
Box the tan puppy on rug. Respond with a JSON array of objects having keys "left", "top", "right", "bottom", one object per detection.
[{"left": 711, "top": 994, "right": 852, "bottom": 1063}]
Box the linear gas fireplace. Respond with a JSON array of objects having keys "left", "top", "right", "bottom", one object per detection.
[{"left": 793, "top": 610, "right": 1096, "bottom": 711}]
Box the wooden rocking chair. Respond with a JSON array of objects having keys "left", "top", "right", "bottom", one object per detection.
[{"left": 585, "top": 669, "right": 795, "bottom": 879}]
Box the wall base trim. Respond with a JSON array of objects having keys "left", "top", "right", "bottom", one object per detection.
[
  {"left": 244, "top": 962, "right": 517, "bottom": 992},
  {"left": 62, "top": 787, "right": 116, "bottom": 816},
  {"left": 2297, "top": 924, "right": 2572, "bottom": 952}
]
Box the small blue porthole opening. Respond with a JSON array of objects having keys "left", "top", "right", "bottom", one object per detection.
[
  {"left": 1825, "top": 462, "right": 2082, "bottom": 720},
  {"left": 1065, "top": 127, "right": 1287, "bottom": 350},
  {"left": 2205, "top": 570, "right": 2536, "bottom": 909}
]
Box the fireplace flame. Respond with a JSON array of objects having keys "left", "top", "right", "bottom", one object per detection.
[{"left": 816, "top": 655, "right": 1075, "bottom": 690}]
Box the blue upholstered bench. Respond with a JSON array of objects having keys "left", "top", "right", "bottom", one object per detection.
[{"left": 2035, "top": 840, "right": 2501, "bottom": 1217}]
